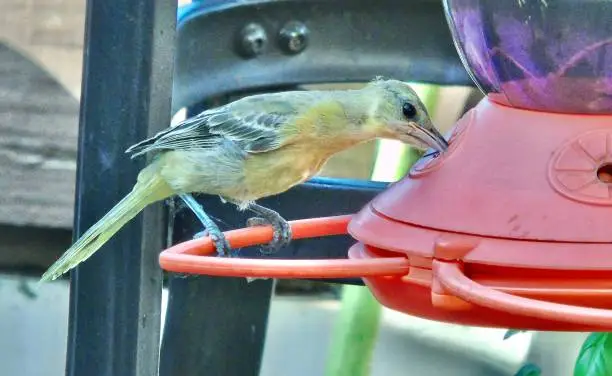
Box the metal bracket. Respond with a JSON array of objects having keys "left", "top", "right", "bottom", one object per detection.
[{"left": 172, "top": 0, "right": 472, "bottom": 113}]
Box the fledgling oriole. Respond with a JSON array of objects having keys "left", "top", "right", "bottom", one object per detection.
[{"left": 40, "top": 78, "right": 448, "bottom": 282}]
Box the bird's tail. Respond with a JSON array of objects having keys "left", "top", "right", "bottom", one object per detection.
[{"left": 40, "top": 165, "right": 173, "bottom": 282}]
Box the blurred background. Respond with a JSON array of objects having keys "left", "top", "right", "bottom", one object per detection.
[{"left": 0, "top": 0, "right": 589, "bottom": 375}]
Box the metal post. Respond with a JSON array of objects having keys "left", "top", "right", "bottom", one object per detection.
[
  {"left": 160, "top": 276, "right": 274, "bottom": 376},
  {"left": 66, "top": 0, "right": 176, "bottom": 375}
]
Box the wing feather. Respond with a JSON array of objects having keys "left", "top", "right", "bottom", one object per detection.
[{"left": 125, "top": 93, "right": 306, "bottom": 158}]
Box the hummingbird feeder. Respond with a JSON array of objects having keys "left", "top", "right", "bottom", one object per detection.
[{"left": 160, "top": 0, "right": 612, "bottom": 330}]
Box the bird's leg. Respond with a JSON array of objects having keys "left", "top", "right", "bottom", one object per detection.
[
  {"left": 178, "top": 193, "right": 232, "bottom": 256},
  {"left": 244, "top": 203, "right": 292, "bottom": 254}
]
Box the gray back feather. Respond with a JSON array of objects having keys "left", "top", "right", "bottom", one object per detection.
[{"left": 125, "top": 91, "right": 315, "bottom": 158}]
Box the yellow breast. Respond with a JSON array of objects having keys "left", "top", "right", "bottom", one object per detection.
[{"left": 241, "top": 143, "right": 328, "bottom": 201}]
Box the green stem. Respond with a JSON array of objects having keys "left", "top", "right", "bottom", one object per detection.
[{"left": 324, "top": 286, "right": 382, "bottom": 376}]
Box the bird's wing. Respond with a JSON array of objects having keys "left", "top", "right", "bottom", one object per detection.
[{"left": 126, "top": 93, "right": 309, "bottom": 158}]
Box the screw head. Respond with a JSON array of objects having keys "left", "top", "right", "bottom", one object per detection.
[
  {"left": 279, "top": 21, "right": 309, "bottom": 54},
  {"left": 238, "top": 23, "right": 268, "bottom": 58}
]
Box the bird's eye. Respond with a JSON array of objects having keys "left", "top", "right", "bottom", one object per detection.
[{"left": 402, "top": 102, "right": 417, "bottom": 119}]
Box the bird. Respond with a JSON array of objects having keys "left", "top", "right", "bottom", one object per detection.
[{"left": 40, "top": 78, "right": 449, "bottom": 282}]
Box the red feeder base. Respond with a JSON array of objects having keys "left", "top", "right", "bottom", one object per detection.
[
  {"left": 348, "top": 98, "right": 612, "bottom": 330},
  {"left": 159, "top": 98, "right": 612, "bottom": 331}
]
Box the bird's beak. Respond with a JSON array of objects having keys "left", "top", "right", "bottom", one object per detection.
[{"left": 407, "top": 121, "right": 449, "bottom": 152}]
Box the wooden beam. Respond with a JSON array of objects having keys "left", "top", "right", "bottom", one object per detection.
[{"left": 0, "top": 42, "right": 78, "bottom": 229}]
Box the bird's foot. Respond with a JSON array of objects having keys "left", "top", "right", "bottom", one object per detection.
[
  {"left": 179, "top": 193, "right": 235, "bottom": 257},
  {"left": 246, "top": 215, "right": 292, "bottom": 254},
  {"left": 192, "top": 228, "right": 233, "bottom": 257},
  {"left": 193, "top": 229, "right": 209, "bottom": 239}
]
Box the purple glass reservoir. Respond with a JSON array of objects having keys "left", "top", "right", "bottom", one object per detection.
[{"left": 443, "top": 0, "right": 612, "bottom": 114}]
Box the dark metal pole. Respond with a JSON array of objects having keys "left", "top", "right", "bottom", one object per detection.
[
  {"left": 160, "top": 276, "right": 274, "bottom": 376},
  {"left": 66, "top": 0, "right": 176, "bottom": 375}
]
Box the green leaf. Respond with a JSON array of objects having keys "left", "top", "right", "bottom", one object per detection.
[
  {"left": 574, "top": 333, "right": 612, "bottom": 376},
  {"left": 504, "top": 329, "right": 527, "bottom": 340},
  {"left": 514, "top": 363, "right": 541, "bottom": 376}
]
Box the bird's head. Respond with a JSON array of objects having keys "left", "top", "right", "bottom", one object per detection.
[{"left": 367, "top": 79, "right": 449, "bottom": 152}]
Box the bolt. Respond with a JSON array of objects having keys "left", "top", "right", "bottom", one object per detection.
[
  {"left": 238, "top": 23, "right": 268, "bottom": 58},
  {"left": 279, "top": 21, "right": 309, "bottom": 54}
]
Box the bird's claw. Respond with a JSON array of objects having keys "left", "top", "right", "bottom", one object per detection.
[
  {"left": 246, "top": 217, "right": 267, "bottom": 228},
  {"left": 246, "top": 216, "right": 292, "bottom": 254},
  {"left": 192, "top": 228, "right": 234, "bottom": 257},
  {"left": 193, "top": 229, "right": 208, "bottom": 239}
]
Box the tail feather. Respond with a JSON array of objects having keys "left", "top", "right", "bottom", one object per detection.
[
  {"left": 40, "top": 169, "right": 172, "bottom": 282},
  {"left": 125, "top": 136, "right": 157, "bottom": 158}
]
